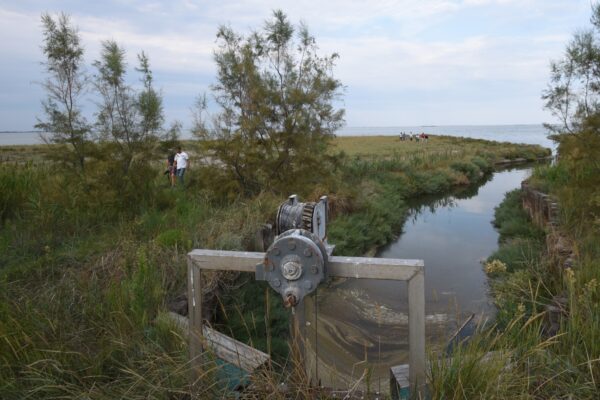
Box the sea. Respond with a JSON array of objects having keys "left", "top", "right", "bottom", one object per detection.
[{"left": 0, "top": 124, "right": 555, "bottom": 150}]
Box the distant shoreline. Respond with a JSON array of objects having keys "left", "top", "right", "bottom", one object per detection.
[{"left": 0, "top": 124, "right": 553, "bottom": 149}]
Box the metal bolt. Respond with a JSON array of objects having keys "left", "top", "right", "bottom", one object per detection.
[
  {"left": 284, "top": 293, "right": 297, "bottom": 308},
  {"left": 288, "top": 240, "right": 296, "bottom": 250},
  {"left": 303, "top": 248, "right": 312, "bottom": 257},
  {"left": 272, "top": 279, "right": 281, "bottom": 288},
  {"left": 281, "top": 260, "right": 302, "bottom": 280},
  {"left": 311, "top": 265, "right": 319, "bottom": 274}
]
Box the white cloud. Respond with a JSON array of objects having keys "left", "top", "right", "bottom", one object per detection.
[
  {"left": 0, "top": 0, "right": 592, "bottom": 130},
  {"left": 0, "top": 8, "right": 41, "bottom": 59},
  {"left": 77, "top": 16, "right": 215, "bottom": 74},
  {"left": 322, "top": 32, "right": 560, "bottom": 93}
]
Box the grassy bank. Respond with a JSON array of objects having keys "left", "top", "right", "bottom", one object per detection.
[
  {"left": 332, "top": 135, "right": 547, "bottom": 161},
  {"left": 0, "top": 135, "right": 550, "bottom": 398}
]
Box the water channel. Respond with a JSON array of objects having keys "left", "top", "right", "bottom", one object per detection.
[{"left": 305, "top": 166, "right": 533, "bottom": 390}]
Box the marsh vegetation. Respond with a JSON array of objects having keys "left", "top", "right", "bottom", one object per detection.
[
  {"left": 2, "top": 4, "right": 599, "bottom": 399},
  {"left": 0, "top": 133, "right": 549, "bottom": 398}
]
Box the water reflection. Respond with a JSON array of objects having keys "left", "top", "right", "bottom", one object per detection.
[{"left": 308, "top": 167, "right": 533, "bottom": 389}]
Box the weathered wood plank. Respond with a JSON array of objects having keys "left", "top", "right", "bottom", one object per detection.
[
  {"left": 187, "top": 260, "right": 203, "bottom": 374},
  {"left": 167, "top": 312, "right": 269, "bottom": 373},
  {"left": 187, "top": 249, "right": 263, "bottom": 272},
  {"left": 328, "top": 256, "right": 422, "bottom": 280}
]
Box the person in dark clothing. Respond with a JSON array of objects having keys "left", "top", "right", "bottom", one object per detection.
[{"left": 167, "top": 152, "right": 176, "bottom": 187}]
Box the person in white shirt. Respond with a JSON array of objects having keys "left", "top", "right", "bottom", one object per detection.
[{"left": 174, "top": 146, "right": 189, "bottom": 186}]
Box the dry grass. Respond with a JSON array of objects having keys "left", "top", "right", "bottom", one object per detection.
[
  {"left": 331, "top": 135, "right": 549, "bottom": 161},
  {"left": 0, "top": 144, "right": 53, "bottom": 163}
]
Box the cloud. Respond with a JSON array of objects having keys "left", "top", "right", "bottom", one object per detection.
[
  {"left": 0, "top": 8, "right": 41, "bottom": 59},
  {"left": 0, "top": 0, "right": 592, "bottom": 130},
  {"left": 76, "top": 15, "right": 215, "bottom": 74},
  {"left": 322, "top": 32, "right": 562, "bottom": 95}
]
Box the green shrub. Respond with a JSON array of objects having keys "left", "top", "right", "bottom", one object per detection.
[
  {"left": 492, "top": 190, "right": 544, "bottom": 242},
  {"left": 471, "top": 156, "right": 493, "bottom": 173},
  {"left": 450, "top": 161, "right": 481, "bottom": 182}
]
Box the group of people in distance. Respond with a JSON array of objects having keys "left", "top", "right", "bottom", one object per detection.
[
  {"left": 398, "top": 132, "right": 429, "bottom": 142},
  {"left": 166, "top": 146, "right": 189, "bottom": 187}
]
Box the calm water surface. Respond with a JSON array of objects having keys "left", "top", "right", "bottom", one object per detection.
[{"left": 308, "top": 167, "right": 532, "bottom": 389}]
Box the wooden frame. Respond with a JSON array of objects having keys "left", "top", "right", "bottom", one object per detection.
[{"left": 187, "top": 249, "right": 425, "bottom": 390}]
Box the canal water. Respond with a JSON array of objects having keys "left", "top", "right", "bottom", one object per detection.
[{"left": 306, "top": 166, "right": 533, "bottom": 390}]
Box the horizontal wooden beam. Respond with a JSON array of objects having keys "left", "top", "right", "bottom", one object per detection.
[
  {"left": 188, "top": 250, "right": 423, "bottom": 281},
  {"left": 188, "top": 249, "right": 263, "bottom": 272},
  {"left": 166, "top": 311, "right": 269, "bottom": 373},
  {"left": 328, "top": 256, "right": 422, "bottom": 281}
]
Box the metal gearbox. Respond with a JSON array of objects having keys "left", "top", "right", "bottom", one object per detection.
[
  {"left": 276, "top": 194, "right": 328, "bottom": 242},
  {"left": 256, "top": 195, "right": 331, "bottom": 307}
]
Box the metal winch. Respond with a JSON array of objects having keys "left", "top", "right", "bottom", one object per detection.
[{"left": 256, "top": 195, "right": 333, "bottom": 307}]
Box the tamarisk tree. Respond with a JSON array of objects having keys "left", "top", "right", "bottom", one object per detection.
[
  {"left": 36, "top": 13, "right": 89, "bottom": 170},
  {"left": 197, "top": 10, "right": 345, "bottom": 195},
  {"left": 94, "top": 42, "right": 164, "bottom": 174},
  {"left": 543, "top": 4, "right": 600, "bottom": 222},
  {"left": 543, "top": 4, "right": 600, "bottom": 136}
]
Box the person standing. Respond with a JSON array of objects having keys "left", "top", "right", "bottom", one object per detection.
[
  {"left": 174, "top": 146, "right": 189, "bottom": 187},
  {"left": 167, "top": 151, "right": 176, "bottom": 187}
]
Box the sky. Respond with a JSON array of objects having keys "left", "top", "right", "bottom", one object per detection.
[{"left": 0, "top": 0, "right": 594, "bottom": 132}]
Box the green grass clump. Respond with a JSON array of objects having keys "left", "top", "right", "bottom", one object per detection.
[
  {"left": 492, "top": 190, "right": 545, "bottom": 242},
  {"left": 155, "top": 228, "right": 189, "bottom": 248}
]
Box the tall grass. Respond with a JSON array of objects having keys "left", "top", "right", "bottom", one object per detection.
[{"left": 0, "top": 162, "right": 281, "bottom": 398}]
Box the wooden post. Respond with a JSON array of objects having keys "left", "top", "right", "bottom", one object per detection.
[
  {"left": 302, "top": 292, "right": 319, "bottom": 385},
  {"left": 187, "top": 258, "right": 203, "bottom": 377},
  {"left": 290, "top": 300, "right": 309, "bottom": 386},
  {"left": 408, "top": 270, "right": 426, "bottom": 392}
]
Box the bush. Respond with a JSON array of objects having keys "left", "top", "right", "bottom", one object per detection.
[
  {"left": 492, "top": 190, "right": 544, "bottom": 242},
  {"left": 450, "top": 161, "right": 481, "bottom": 183},
  {"left": 471, "top": 156, "right": 493, "bottom": 174}
]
